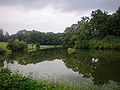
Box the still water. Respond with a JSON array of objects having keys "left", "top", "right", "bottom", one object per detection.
[{"left": 0, "top": 49, "right": 120, "bottom": 85}]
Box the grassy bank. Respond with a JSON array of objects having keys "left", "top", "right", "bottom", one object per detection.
[
  {"left": 0, "top": 42, "right": 61, "bottom": 52},
  {"left": 28, "top": 44, "right": 61, "bottom": 51},
  {"left": 0, "top": 68, "right": 120, "bottom": 90}
]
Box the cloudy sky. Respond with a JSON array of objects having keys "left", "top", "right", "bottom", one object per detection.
[{"left": 0, "top": 0, "right": 120, "bottom": 34}]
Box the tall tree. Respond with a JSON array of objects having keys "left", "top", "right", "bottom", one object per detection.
[
  {"left": 90, "top": 9, "right": 109, "bottom": 37},
  {"left": 0, "top": 29, "right": 4, "bottom": 42}
]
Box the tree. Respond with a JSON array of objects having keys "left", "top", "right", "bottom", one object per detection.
[
  {"left": 90, "top": 9, "right": 109, "bottom": 37},
  {"left": 61, "top": 27, "right": 76, "bottom": 48},
  {"left": 74, "top": 17, "right": 90, "bottom": 49},
  {"left": 36, "top": 43, "right": 41, "bottom": 51},
  {"left": 108, "top": 7, "right": 120, "bottom": 36},
  {"left": 10, "top": 30, "right": 62, "bottom": 45},
  {"left": 4, "top": 32, "right": 9, "bottom": 41},
  {"left": 7, "top": 39, "right": 28, "bottom": 52},
  {"left": 0, "top": 29, "right": 4, "bottom": 42}
]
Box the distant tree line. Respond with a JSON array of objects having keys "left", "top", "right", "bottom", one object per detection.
[
  {"left": 0, "top": 29, "right": 62, "bottom": 53},
  {"left": 0, "top": 29, "right": 9, "bottom": 42},
  {"left": 10, "top": 30, "right": 62, "bottom": 45},
  {"left": 61, "top": 7, "right": 120, "bottom": 49}
]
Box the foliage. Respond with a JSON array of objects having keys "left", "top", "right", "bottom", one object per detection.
[
  {"left": 0, "top": 68, "right": 120, "bottom": 90},
  {"left": 0, "top": 48, "right": 6, "bottom": 54},
  {"left": 89, "top": 38, "right": 120, "bottom": 49},
  {"left": 0, "top": 29, "right": 9, "bottom": 42},
  {"left": 74, "top": 40, "right": 89, "bottom": 49},
  {"left": 6, "top": 39, "right": 28, "bottom": 52},
  {"left": 67, "top": 48, "right": 76, "bottom": 54},
  {"left": 0, "top": 42, "right": 7, "bottom": 50},
  {"left": 36, "top": 43, "right": 41, "bottom": 51},
  {"left": 10, "top": 30, "right": 62, "bottom": 45},
  {"left": 0, "top": 42, "right": 7, "bottom": 54},
  {"left": 0, "top": 42, "right": 61, "bottom": 52},
  {"left": 61, "top": 7, "right": 120, "bottom": 49},
  {"left": 61, "top": 31, "right": 75, "bottom": 48}
]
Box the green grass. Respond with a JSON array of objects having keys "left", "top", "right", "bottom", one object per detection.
[
  {"left": 28, "top": 44, "right": 61, "bottom": 51},
  {"left": 0, "top": 68, "right": 120, "bottom": 90},
  {"left": 0, "top": 42, "right": 61, "bottom": 52}
]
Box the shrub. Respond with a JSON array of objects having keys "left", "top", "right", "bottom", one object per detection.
[
  {"left": 6, "top": 39, "right": 28, "bottom": 52},
  {"left": 89, "top": 38, "right": 120, "bottom": 49},
  {"left": 75, "top": 40, "right": 89, "bottom": 49},
  {"left": 36, "top": 43, "right": 41, "bottom": 51},
  {"left": 67, "top": 48, "right": 76, "bottom": 54},
  {"left": 0, "top": 48, "right": 6, "bottom": 54}
]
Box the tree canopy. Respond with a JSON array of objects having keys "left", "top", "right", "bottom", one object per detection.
[
  {"left": 10, "top": 30, "right": 62, "bottom": 45},
  {"left": 61, "top": 7, "right": 120, "bottom": 49}
]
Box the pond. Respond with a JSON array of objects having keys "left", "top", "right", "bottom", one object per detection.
[{"left": 0, "top": 49, "right": 120, "bottom": 85}]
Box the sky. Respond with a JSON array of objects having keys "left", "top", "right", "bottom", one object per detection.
[{"left": 0, "top": 0, "right": 120, "bottom": 34}]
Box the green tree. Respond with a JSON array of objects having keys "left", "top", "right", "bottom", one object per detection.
[
  {"left": 7, "top": 39, "right": 28, "bottom": 52},
  {"left": 36, "top": 43, "right": 41, "bottom": 51},
  {"left": 0, "top": 29, "right": 4, "bottom": 42},
  {"left": 90, "top": 9, "right": 109, "bottom": 37}
]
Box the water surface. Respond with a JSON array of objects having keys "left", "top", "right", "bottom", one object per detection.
[{"left": 0, "top": 49, "right": 120, "bottom": 85}]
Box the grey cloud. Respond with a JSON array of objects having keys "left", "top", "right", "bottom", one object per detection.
[{"left": 0, "top": 0, "right": 120, "bottom": 12}]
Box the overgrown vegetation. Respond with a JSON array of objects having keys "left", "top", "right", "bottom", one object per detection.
[
  {"left": 89, "top": 38, "right": 120, "bottom": 49},
  {"left": 0, "top": 42, "right": 61, "bottom": 53},
  {"left": 62, "top": 7, "right": 120, "bottom": 49},
  {"left": 6, "top": 39, "right": 28, "bottom": 52},
  {"left": 67, "top": 48, "right": 76, "bottom": 54},
  {"left": 0, "top": 68, "right": 120, "bottom": 90},
  {"left": 0, "top": 48, "right": 6, "bottom": 54},
  {"left": 0, "top": 42, "right": 7, "bottom": 54}
]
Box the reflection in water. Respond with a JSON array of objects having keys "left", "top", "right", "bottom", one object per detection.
[
  {"left": 3, "top": 59, "right": 86, "bottom": 82},
  {"left": 0, "top": 49, "right": 120, "bottom": 85}
]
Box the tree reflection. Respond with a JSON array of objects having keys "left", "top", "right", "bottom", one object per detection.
[
  {"left": 0, "top": 49, "right": 120, "bottom": 85},
  {"left": 64, "top": 50, "right": 120, "bottom": 85}
]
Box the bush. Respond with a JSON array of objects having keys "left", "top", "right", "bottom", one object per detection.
[
  {"left": 36, "top": 43, "right": 41, "bottom": 51},
  {"left": 0, "top": 48, "right": 6, "bottom": 54},
  {"left": 67, "top": 48, "right": 76, "bottom": 54},
  {"left": 89, "top": 38, "right": 120, "bottom": 49},
  {"left": 7, "top": 39, "right": 28, "bottom": 52},
  {"left": 75, "top": 40, "right": 89, "bottom": 49}
]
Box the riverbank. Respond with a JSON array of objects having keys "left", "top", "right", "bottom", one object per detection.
[
  {"left": 0, "top": 68, "right": 120, "bottom": 90},
  {"left": 0, "top": 42, "right": 61, "bottom": 53},
  {"left": 28, "top": 44, "right": 61, "bottom": 51}
]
